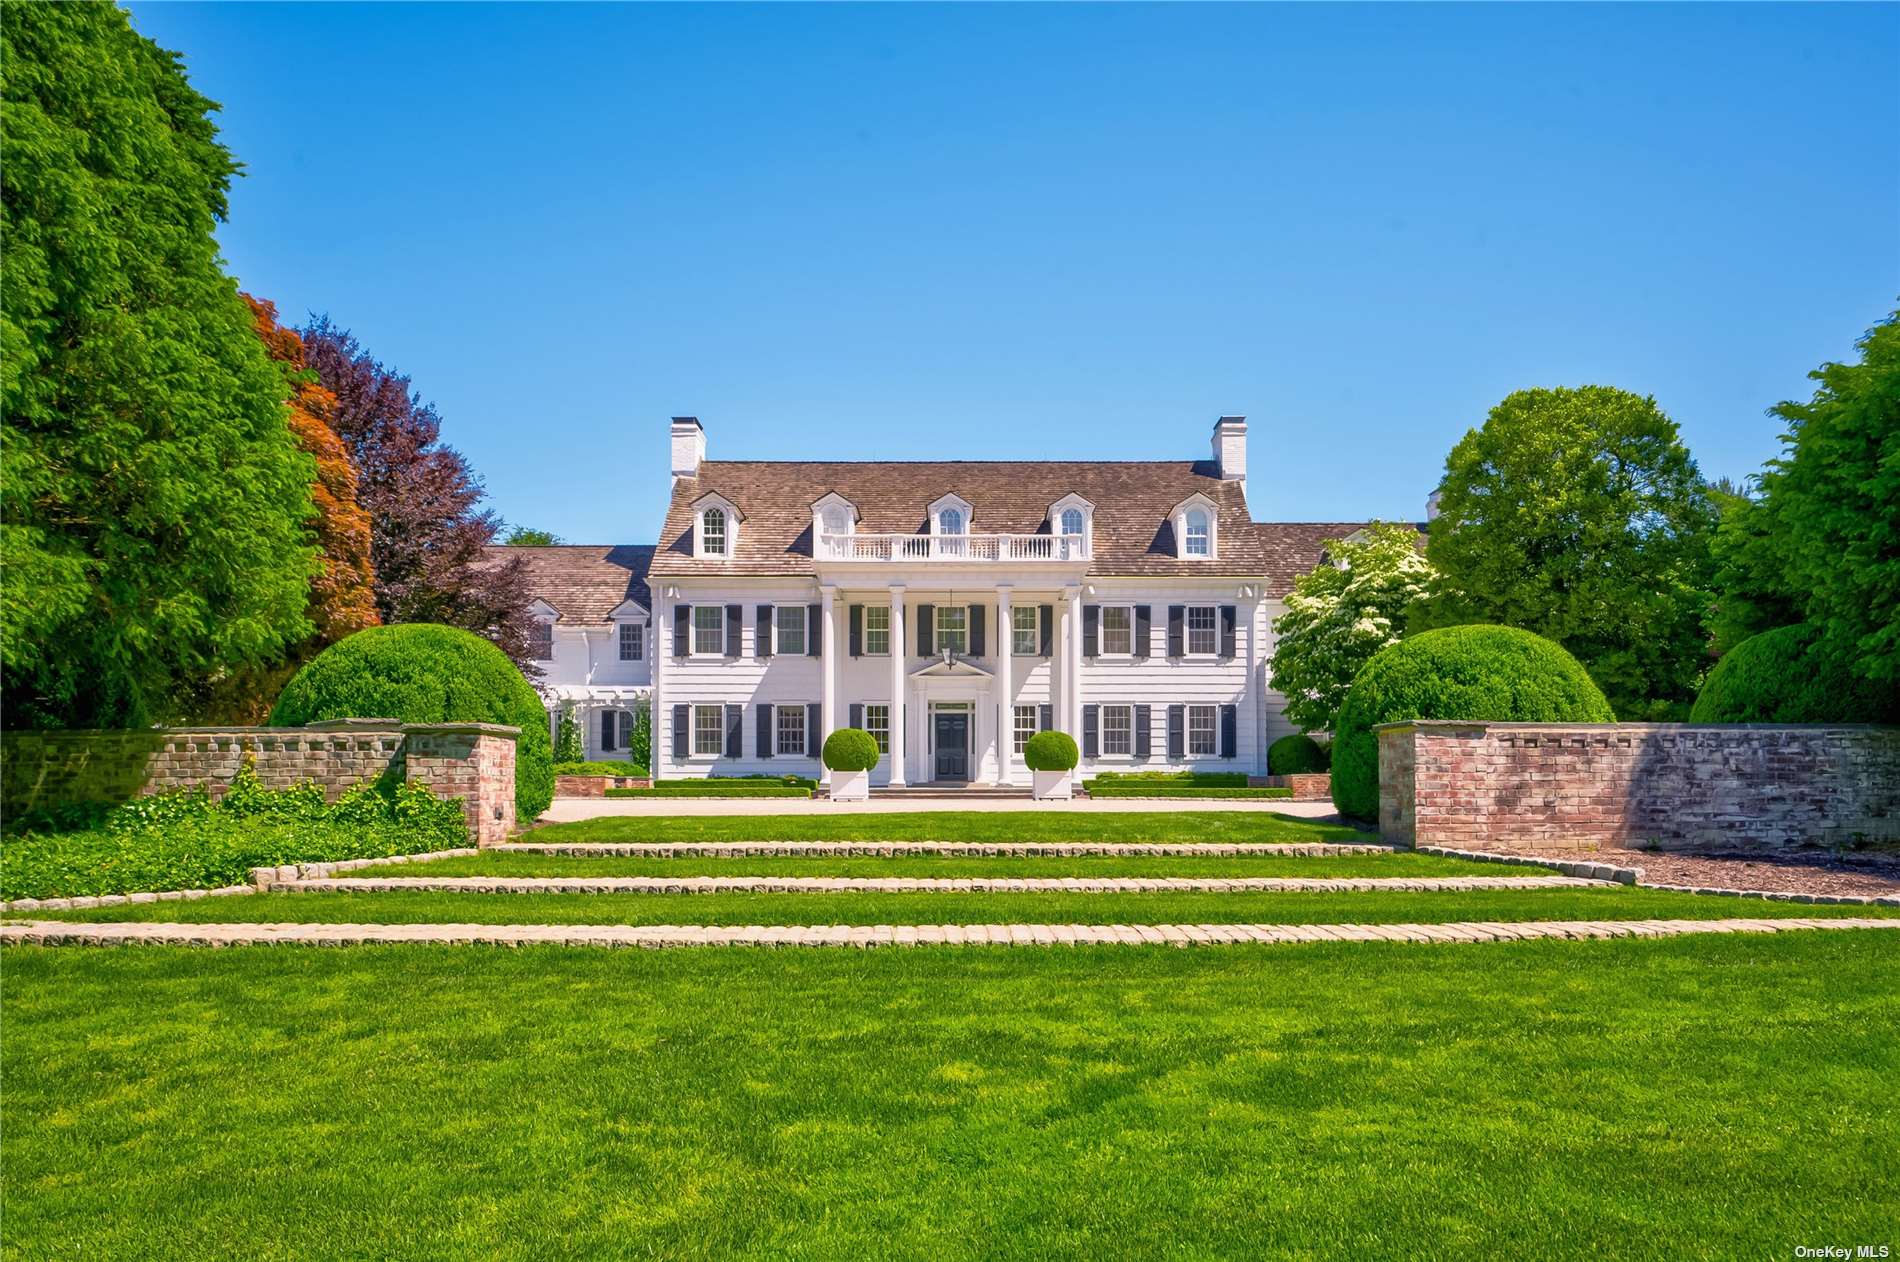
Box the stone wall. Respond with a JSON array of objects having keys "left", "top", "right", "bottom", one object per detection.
[
  {"left": 2, "top": 719, "right": 520, "bottom": 845},
  {"left": 1377, "top": 721, "right": 1900, "bottom": 854},
  {"left": 1252, "top": 773, "right": 1332, "bottom": 802}
]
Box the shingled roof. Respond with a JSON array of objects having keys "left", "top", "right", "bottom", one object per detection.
[
  {"left": 486, "top": 545, "right": 653, "bottom": 621},
  {"left": 1249, "top": 522, "right": 1426, "bottom": 598},
  {"left": 650, "top": 460, "right": 1277, "bottom": 578}
]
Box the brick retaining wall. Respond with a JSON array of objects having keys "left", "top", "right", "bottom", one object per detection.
[
  {"left": 2, "top": 719, "right": 520, "bottom": 845},
  {"left": 1377, "top": 721, "right": 1900, "bottom": 854}
]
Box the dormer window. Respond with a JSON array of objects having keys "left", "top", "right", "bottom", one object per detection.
[
  {"left": 938, "top": 508, "right": 964, "bottom": 535},
  {"left": 1060, "top": 507, "right": 1085, "bottom": 538},
  {"left": 702, "top": 507, "right": 727, "bottom": 555},
  {"left": 823, "top": 507, "right": 851, "bottom": 536},
  {"left": 1185, "top": 510, "right": 1210, "bottom": 557},
  {"left": 1169, "top": 494, "right": 1218, "bottom": 560},
  {"left": 692, "top": 492, "right": 741, "bottom": 559}
]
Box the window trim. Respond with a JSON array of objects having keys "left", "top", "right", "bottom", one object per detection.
[
  {"left": 1100, "top": 703, "right": 1134, "bottom": 759},
  {"left": 864, "top": 703, "right": 890, "bottom": 755},
  {"left": 934, "top": 603, "right": 969, "bottom": 655},
  {"left": 701, "top": 506, "right": 728, "bottom": 557},
  {"left": 776, "top": 704, "right": 808, "bottom": 757},
  {"left": 692, "top": 605, "right": 725, "bottom": 656},
  {"left": 1012, "top": 704, "right": 1040, "bottom": 755},
  {"left": 1011, "top": 605, "right": 1039, "bottom": 658},
  {"left": 1098, "top": 603, "right": 1136, "bottom": 658},
  {"left": 1187, "top": 703, "right": 1219, "bottom": 758},
  {"left": 863, "top": 604, "right": 891, "bottom": 656},
  {"left": 691, "top": 704, "right": 724, "bottom": 759},
  {"left": 616, "top": 620, "right": 644, "bottom": 662},
  {"left": 774, "top": 603, "right": 808, "bottom": 656},
  {"left": 1185, "top": 604, "right": 1219, "bottom": 657},
  {"left": 528, "top": 618, "right": 555, "bottom": 663}
]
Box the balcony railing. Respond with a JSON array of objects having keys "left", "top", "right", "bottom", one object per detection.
[{"left": 818, "top": 532, "right": 1087, "bottom": 563}]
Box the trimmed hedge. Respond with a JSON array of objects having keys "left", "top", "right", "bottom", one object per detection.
[
  {"left": 1689, "top": 624, "right": 1895, "bottom": 724},
  {"left": 1267, "top": 734, "right": 1330, "bottom": 775},
  {"left": 1024, "top": 730, "right": 1079, "bottom": 772},
  {"left": 606, "top": 784, "right": 812, "bottom": 799},
  {"left": 1086, "top": 771, "right": 1249, "bottom": 787},
  {"left": 823, "top": 728, "right": 881, "bottom": 773},
  {"left": 1085, "top": 785, "right": 1292, "bottom": 800},
  {"left": 270, "top": 624, "right": 555, "bottom": 821},
  {"left": 553, "top": 761, "right": 649, "bottom": 778},
  {"left": 1332, "top": 625, "right": 1615, "bottom": 820}
]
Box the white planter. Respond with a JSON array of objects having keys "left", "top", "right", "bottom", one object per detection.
[
  {"left": 1031, "top": 768, "right": 1074, "bottom": 800},
  {"left": 829, "top": 769, "right": 871, "bottom": 801}
]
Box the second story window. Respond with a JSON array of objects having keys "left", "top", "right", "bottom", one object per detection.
[
  {"left": 618, "top": 621, "right": 642, "bottom": 661},
  {"left": 1101, "top": 605, "right": 1133, "bottom": 656},
  {"left": 776, "top": 604, "right": 807, "bottom": 655},
  {"left": 1012, "top": 605, "right": 1039, "bottom": 656},
  {"left": 864, "top": 604, "right": 890, "bottom": 655},
  {"left": 1186, "top": 604, "right": 1218, "bottom": 655},
  {"left": 702, "top": 507, "right": 727, "bottom": 556},
  {"left": 693, "top": 605, "right": 725, "bottom": 655},
  {"left": 936, "top": 605, "right": 968, "bottom": 655},
  {"left": 1185, "top": 509, "right": 1210, "bottom": 557},
  {"left": 1060, "top": 508, "right": 1085, "bottom": 538},
  {"left": 529, "top": 620, "right": 554, "bottom": 662},
  {"left": 937, "top": 508, "right": 964, "bottom": 535}
]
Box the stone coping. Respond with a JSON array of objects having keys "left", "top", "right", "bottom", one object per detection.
[
  {"left": 1417, "top": 845, "right": 1642, "bottom": 885},
  {"left": 494, "top": 841, "right": 1400, "bottom": 859},
  {"left": 5, "top": 917, "right": 1896, "bottom": 950},
  {"left": 0, "top": 886, "right": 255, "bottom": 914},
  {"left": 1373, "top": 720, "right": 1898, "bottom": 733},
  {"left": 266, "top": 874, "right": 1609, "bottom": 896}
]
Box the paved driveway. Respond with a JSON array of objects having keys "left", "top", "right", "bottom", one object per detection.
[{"left": 539, "top": 796, "right": 1350, "bottom": 823}]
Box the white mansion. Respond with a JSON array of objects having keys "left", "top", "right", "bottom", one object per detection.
[{"left": 501, "top": 415, "right": 1399, "bottom": 787}]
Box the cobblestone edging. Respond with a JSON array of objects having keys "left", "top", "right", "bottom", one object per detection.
[
  {"left": 491, "top": 841, "right": 1403, "bottom": 859},
  {"left": 1414, "top": 844, "right": 1900, "bottom": 906},
  {"left": 1635, "top": 881, "right": 1900, "bottom": 908},
  {"left": 266, "top": 874, "right": 1608, "bottom": 895},
  {"left": 249, "top": 849, "right": 481, "bottom": 887},
  {"left": 4, "top": 917, "right": 1895, "bottom": 950},
  {"left": 0, "top": 885, "right": 255, "bottom": 914},
  {"left": 1417, "top": 845, "right": 1642, "bottom": 885}
]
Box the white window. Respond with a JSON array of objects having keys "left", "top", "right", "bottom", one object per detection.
[
  {"left": 938, "top": 508, "right": 964, "bottom": 535},
  {"left": 692, "top": 705, "right": 724, "bottom": 757},
  {"left": 1188, "top": 704, "right": 1218, "bottom": 757},
  {"left": 1012, "top": 606, "right": 1039, "bottom": 657},
  {"left": 618, "top": 622, "right": 642, "bottom": 661},
  {"left": 1186, "top": 605, "right": 1218, "bottom": 656},
  {"left": 529, "top": 620, "right": 554, "bottom": 662},
  {"left": 1101, "top": 704, "right": 1133, "bottom": 757},
  {"left": 864, "top": 704, "right": 890, "bottom": 754},
  {"left": 1184, "top": 509, "right": 1210, "bottom": 557},
  {"left": 863, "top": 605, "right": 890, "bottom": 656},
  {"left": 1013, "top": 704, "right": 1039, "bottom": 754},
  {"left": 776, "top": 604, "right": 807, "bottom": 655},
  {"left": 702, "top": 507, "right": 727, "bottom": 556},
  {"left": 1100, "top": 605, "right": 1133, "bottom": 656},
  {"left": 935, "top": 605, "right": 968, "bottom": 655},
  {"left": 777, "top": 705, "right": 807, "bottom": 756},
  {"left": 822, "top": 507, "right": 851, "bottom": 536},
  {"left": 1060, "top": 507, "right": 1085, "bottom": 538},
  {"left": 693, "top": 605, "right": 725, "bottom": 656}
]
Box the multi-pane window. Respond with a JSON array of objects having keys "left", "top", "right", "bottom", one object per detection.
[
  {"left": 864, "top": 704, "right": 890, "bottom": 754},
  {"left": 776, "top": 705, "right": 807, "bottom": 756},
  {"left": 1012, "top": 606, "right": 1039, "bottom": 657},
  {"left": 618, "top": 621, "right": 642, "bottom": 661},
  {"left": 822, "top": 507, "right": 851, "bottom": 537},
  {"left": 864, "top": 605, "right": 890, "bottom": 655},
  {"left": 1101, "top": 605, "right": 1133, "bottom": 656},
  {"left": 1188, "top": 704, "right": 1218, "bottom": 756},
  {"left": 1060, "top": 508, "right": 1085, "bottom": 538},
  {"left": 529, "top": 620, "right": 554, "bottom": 662},
  {"left": 693, "top": 605, "right": 725, "bottom": 655},
  {"left": 1102, "top": 705, "right": 1133, "bottom": 756},
  {"left": 692, "top": 705, "right": 723, "bottom": 756},
  {"left": 1186, "top": 605, "right": 1218, "bottom": 655},
  {"left": 1184, "top": 509, "right": 1210, "bottom": 557},
  {"left": 702, "top": 507, "right": 727, "bottom": 556},
  {"left": 938, "top": 508, "right": 964, "bottom": 535},
  {"left": 776, "top": 605, "right": 806, "bottom": 655},
  {"left": 1013, "top": 705, "right": 1039, "bottom": 754},
  {"left": 936, "top": 605, "right": 968, "bottom": 655},
  {"left": 604, "top": 710, "right": 634, "bottom": 751}
]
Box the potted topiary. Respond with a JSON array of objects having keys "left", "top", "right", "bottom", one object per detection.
[
  {"left": 1023, "top": 730, "right": 1079, "bottom": 800},
  {"left": 822, "top": 728, "right": 880, "bottom": 801}
]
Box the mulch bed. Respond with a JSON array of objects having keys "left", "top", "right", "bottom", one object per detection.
[{"left": 1603, "top": 849, "right": 1900, "bottom": 898}]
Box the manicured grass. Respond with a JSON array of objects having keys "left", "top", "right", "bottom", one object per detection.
[
  {"left": 1085, "top": 785, "right": 1291, "bottom": 799},
  {"left": 27, "top": 886, "right": 1898, "bottom": 926},
  {"left": 606, "top": 784, "right": 812, "bottom": 798},
  {"left": 4, "top": 934, "right": 1896, "bottom": 1258},
  {"left": 530, "top": 810, "right": 1365, "bottom": 845},
  {"left": 395, "top": 850, "right": 1533, "bottom": 879}
]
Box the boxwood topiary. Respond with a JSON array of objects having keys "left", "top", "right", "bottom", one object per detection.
[
  {"left": 1689, "top": 624, "right": 1894, "bottom": 724},
  {"left": 1023, "top": 729, "right": 1079, "bottom": 772},
  {"left": 1331, "top": 625, "right": 1615, "bottom": 820},
  {"left": 822, "top": 727, "right": 881, "bottom": 773},
  {"left": 269, "top": 624, "right": 554, "bottom": 821},
  {"left": 1268, "top": 733, "right": 1330, "bottom": 775}
]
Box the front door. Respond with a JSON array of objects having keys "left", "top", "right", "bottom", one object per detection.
[{"left": 933, "top": 713, "right": 969, "bottom": 782}]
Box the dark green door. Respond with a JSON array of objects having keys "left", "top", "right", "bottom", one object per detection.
[{"left": 933, "top": 713, "right": 969, "bottom": 782}]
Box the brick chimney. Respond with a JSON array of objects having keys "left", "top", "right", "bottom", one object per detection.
[
  {"left": 1211, "top": 416, "right": 1246, "bottom": 496},
  {"left": 670, "top": 416, "right": 704, "bottom": 480}
]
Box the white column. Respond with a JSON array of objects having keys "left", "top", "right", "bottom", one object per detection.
[
  {"left": 887, "top": 585, "right": 907, "bottom": 787},
  {"left": 1065, "top": 585, "right": 1083, "bottom": 737},
  {"left": 820, "top": 585, "right": 838, "bottom": 786},
  {"left": 996, "top": 585, "right": 1013, "bottom": 786}
]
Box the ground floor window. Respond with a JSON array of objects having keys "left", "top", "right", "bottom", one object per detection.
[
  {"left": 1102, "top": 704, "right": 1133, "bottom": 756},
  {"left": 777, "top": 705, "right": 807, "bottom": 756},
  {"left": 601, "top": 708, "right": 636, "bottom": 752},
  {"left": 1188, "top": 704, "right": 1217, "bottom": 756},
  {"left": 1013, "top": 704, "right": 1039, "bottom": 754},
  {"left": 864, "top": 703, "right": 889, "bottom": 754},
  {"left": 692, "top": 704, "right": 724, "bottom": 756}
]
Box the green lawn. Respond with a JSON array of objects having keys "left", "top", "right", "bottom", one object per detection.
[
  {"left": 4, "top": 934, "right": 1895, "bottom": 1259},
  {"left": 529, "top": 810, "right": 1366, "bottom": 844}
]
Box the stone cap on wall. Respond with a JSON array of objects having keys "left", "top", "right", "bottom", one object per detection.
[
  {"left": 399, "top": 721, "right": 521, "bottom": 741},
  {"left": 302, "top": 718, "right": 404, "bottom": 732},
  {"left": 1373, "top": 720, "right": 1900, "bottom": 734}
]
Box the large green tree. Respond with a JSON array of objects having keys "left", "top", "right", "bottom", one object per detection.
[
  {"left": 1414, "top": 386, "right": 1715, "bottom": 720},
  {"left": 1, "top": 4, "right": 315, "bottom": 726}
]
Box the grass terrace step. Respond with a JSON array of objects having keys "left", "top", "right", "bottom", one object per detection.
[
  {"left": 268, "top": 874, "right": 1608, "bottom": 896},
  {"left": 526, "top": 811, "right": 1366, "bottom": 845},
  {"left": 396, "top": 851, "right": 1521, "bottom": 880}
]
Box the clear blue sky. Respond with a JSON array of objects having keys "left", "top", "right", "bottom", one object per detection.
[{"left": 124, "top": 2, "right": 1899, "bottom": 544}]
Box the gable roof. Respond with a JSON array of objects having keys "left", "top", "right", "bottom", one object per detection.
[
  {"left": 486, "top": 545, "right": 653, "bottom": 621},
  {"left": 649, "top": 460, "right": 1271, "bottom": 578}
]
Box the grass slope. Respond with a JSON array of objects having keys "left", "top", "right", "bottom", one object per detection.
[{"left": 530, "top": 811, "right": 1365, "bottom": 845}]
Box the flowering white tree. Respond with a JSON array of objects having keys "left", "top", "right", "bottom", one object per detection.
[{"left": 1268, "top": 522, "right": 1433, "bottom": 734}]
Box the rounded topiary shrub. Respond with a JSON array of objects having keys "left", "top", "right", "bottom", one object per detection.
[
  {"left": 1689, "top": 624, "right": 1893, "bottom": 724},
  {"left": 1268, "top": 733, "right": 1330, "bottom": 775},
  {"left": 1331, "top": 625, "right": 1615, "bottom": 820},
  {"left": 1023, "top": 729, "right": 1079, "bottom": 772},
  {"left": 269, "top": 624, "right": 554, "bottom": 821},
  {"left": 822, "top": 727, "right": 881, "bottom": 773}
]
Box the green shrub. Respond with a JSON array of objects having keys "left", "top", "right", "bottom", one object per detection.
[
  {"left": 553, "top": 761, "right": 649, "bottom": 778},
  {"left": 1085, "top": 771, "right": 1249, "bottom": 787},
  {"left": 1332, "top": 625, "right": 1615, "bottom": 820},
  {"left": 606, "top": 784, "right": 812, "bottom": 799},
  {"left": 1268, "top": 734, "right": 1331, "bottom": 775},
  {"left": 1085, "top": 784, "right": 1291, "bottom": 799},
  {"left": 1689, "top": 624, "right": 1895, "bottom": 724},
  {"left": 270, "top": 624, "right": 554, "bottom": 821},
  {"left": 1023, "top": 730, "right": 1079, "bottom": 772},
  {"left": 823, "top": 728, "right": 881, "bottom": 772}
]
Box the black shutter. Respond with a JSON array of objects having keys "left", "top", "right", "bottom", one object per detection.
[
  {"left": 807, "top": 604, "right": 822, "bottom": 656},
  {"left": 850, "top": 703, "right": 863, "bottom": 730},
  {"left": 672, "top": 704, "right": 689, "bottom": 758},
  {"left": 1220, "top": 605, "right": 1237, "bottom": 659},
  {"left": 917, "top": 605, "right": 934, "bottom": 656},
  {"left": 806, "top": 703, "right": 822, "bottom": 754},
  {"left": 600, "top": 710, "right": 614, "bottom": 752},
  {"left": 849, "top": 605, "right": 863, "bottom": 657},
  {"left": 1167, "top": 606, "right": 1185, "bottom": 657},
  {"left": 1134, "top": 706, "right": 1152, "bottom": 759},
  {"left": 1135, "top": 606, "right": 1152, "bottom": 659},
  {"left": 1167, "top": 704, "right": 1185, "bottom": 759},
  {"left": 970, "top": 605, "right": 985, "bottom": 657},
  {"left": 725, "top": 704, "right": 742, "bottom": 758},
  {"left": 1038, "top": 703, "right": 1053, "bottom": 732},
  {"left": 1220, "top": 704, "right": 1238, "bottom": 758},
  {"left": 757, "top": 704, "right": 773, "bottom": 759},
  {"left": 756, "top": 605, "right": 773, "bottom": 658},
  {"left": 1082, "top": 704, "right": 1100, "bottom": 759},
  {"left": 674, "top": 605, "right": 690, "bottom": 656},
  {"left": 1082, "top": 605, "right": 1100, "bottom": 658},
  {"left": 1039, "top": 605, "right": 1054, "bottom": 656},
  {"left": 725, "top": 605, "right": 741, "bottom": 657}
]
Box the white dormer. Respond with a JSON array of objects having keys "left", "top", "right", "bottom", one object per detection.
[
  {"left": 692, "top": 491, "right": 742, "bottom": 559},
  {"left": 1048, "top": 493, "right": 1093, "bottom": 559},
  {"left": 812, "top": 492, "right": 858, "bottom": 539},
  {"left": 926, "top": 493, "right": 973, "bottom": 535},
  {"left": 1169, "top": 493, "right": 1219, "bottom": 560},
  {"left": 527, "top": 599, "right": 559, "bottom": 662}
]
